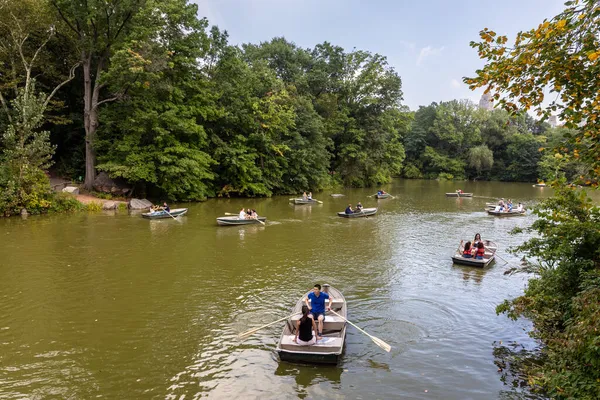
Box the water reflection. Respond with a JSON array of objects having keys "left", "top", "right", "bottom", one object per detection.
[{"left": 274, "top": 363, "right": 343, "bottom": 399}]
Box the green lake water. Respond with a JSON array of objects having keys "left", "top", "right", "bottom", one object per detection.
[{"left": 1, "top": 180, "right": 595, "bottom": 399}]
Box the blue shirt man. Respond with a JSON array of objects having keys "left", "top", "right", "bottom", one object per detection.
[{"left": 305, "top": 284, "right": 332, "bottom": 337}]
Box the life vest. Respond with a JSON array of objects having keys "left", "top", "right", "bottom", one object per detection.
[
  {"left": 476, "top": 247, "right": 485, "bottom": 257},
  {"left": 463, "top": 247, "right": 471, "bottom": 255}
]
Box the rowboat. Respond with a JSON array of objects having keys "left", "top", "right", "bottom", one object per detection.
[
  {"left": 330, "top": 194, "right": 345, "bottom": 198},
  {"left": 533, "top": 183, "right": 547, "bottom": 187},
  {"left": 487, "top": 209, "right": 526, "bottom": 217},
  {"left": 141, "top": 208, "right": 188, "bottom": 219},
  {"left": 276, "top": 285, "right": 346, "bottom": 364},
  {"left": 375, "top": 193, "right": 391, "bottom": 199},
  {"left": 337, "top": 208, "right": 377, "bottom": 218},
  {"left": 291, "top": 198, "right": 320, "bottom": 205},
  {"left": 216, "top": 216, "right": 267, "bottom": 226},
  {"left": 445, "top": 192, "right": 473, "bottom": 197},
  {"left": 452, "top": 252, "right": 495, "bottom": 267},
  {"left": 452, "top": 239, "right": 497, "bottom": 267}
]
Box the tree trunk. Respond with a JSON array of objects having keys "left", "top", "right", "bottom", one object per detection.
[{"left": 83, "top": 53, "right": 95, "bottom": 190}]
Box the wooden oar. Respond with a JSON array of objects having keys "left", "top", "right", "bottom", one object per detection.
[
  {"left": 330, "top": 310, "right": 391, "bottom": 352},
  {"left": 160, "top": 208, "right": 180, "bottom": 221},
  {"left": 238, "top": 312, "right": 301, "bottom": 339},
  {"left": 224, "top": 212, "right": 237, "bottom": 216}
]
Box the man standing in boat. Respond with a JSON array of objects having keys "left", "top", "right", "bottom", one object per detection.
[{"left": 305, "top": 283, "right": 332, "bottom": 338}]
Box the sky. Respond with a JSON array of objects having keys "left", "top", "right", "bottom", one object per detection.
[{"left": 193, "top": 0, "right": 567, "bottom": 111}]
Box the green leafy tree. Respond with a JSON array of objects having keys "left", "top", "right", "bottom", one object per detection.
[
  {"left": 0, "top": 0, "right": 77, "bottom": 215},
  {"left": 499, "top": 187, "right": 600, "bottom": 399},
  {"left": 465, "top": 0, "right": 600, "bottom": 183},
  {"left": 468, "top": 145, "right": 494, "bottom": 177},
  {"left": 95, "top": 1, "right": 215, "bottom": 201}
]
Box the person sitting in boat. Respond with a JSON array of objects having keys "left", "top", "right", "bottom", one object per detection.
[
  {"left": 355, "top": 202, "right": 363, "bottom": 212},
  {"left": 507, "top": 201, "right": 513, "bottom": 212},
  {"left": 377, "top": 190, "right": 382, "bottom": 195},
  {"left": 498, "top": 198, "right": 505, "bottom": 207},
  {"left": 239, "top": 207, "right": 246, "bottom": 219},
  {"left": 517, "top": 203, "right": 524, "bottom": 212},
  {"left": 162, "top": 202, "right": 170, "bottom": 212},
  {"left": 307, "top": 192, "right": 313, "bottom": 200},
  {"left": 473, "top": 233, "right": 482, "bottom": 248},
  {"left": 474, "top": 242, "right": 486, "bottom": 259},
  {"left": 461, "top": 240, "right": 473, "bottom": 258},
  {"left": 294, "top": 305, "right": 319, "bottom": 345},
  {"left": 305, "top": 283, "right": 331, "bottom": 338},
  {"left": 345, "top": 204, "right": 354, "bottom": 214},
  {"left": 251, "top": 209, "right": 258, "bottom": 219},
  {"left": 457, "top": 189, "right": 464, "bottom": 194},
  {"left": 302, "top": 191, "right": 308, "bottom": 200}
]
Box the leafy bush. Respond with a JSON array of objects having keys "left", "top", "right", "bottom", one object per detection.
[{"left": 498, "top": 186, "right": 600, "bottom": 399}]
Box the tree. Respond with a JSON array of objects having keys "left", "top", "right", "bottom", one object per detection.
[
  {"left": 468, "top": 145, "right": 494, "bottom": 177},
  {"left": 51, "top": 0, "right": 147, "bottom": 190},
  {"left": 465, "top": 0, "right": 600, "bottom": 183},
  {"left": 498, "top": 187, "right": 600, "bottom": 399},
  {"left": 0, "top": 0, "right": 77, "bottom": 215},
  {"left": 95, "top": 1, "right": 215, "bottom": 201}
]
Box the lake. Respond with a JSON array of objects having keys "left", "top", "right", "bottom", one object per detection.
[{"left": 1, "top": 180, "right": 593, "bottom": 399}]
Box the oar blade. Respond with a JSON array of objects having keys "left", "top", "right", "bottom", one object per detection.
[{"left": 372, "top": 337, "right": 392, "bottom": 352}]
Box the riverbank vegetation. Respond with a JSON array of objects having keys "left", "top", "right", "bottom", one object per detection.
[
  {"left": 467, "top": 0, "right": 600, "bottom": 398},
  {"left": 1, "top": 0, "right": 590, "bottom": 217}
]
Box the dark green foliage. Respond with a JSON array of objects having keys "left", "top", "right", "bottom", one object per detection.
[{"left": 498, "top": 187, "right": 600, "bottom": 399}]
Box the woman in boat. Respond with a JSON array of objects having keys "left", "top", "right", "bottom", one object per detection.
[
  {"left": 239, "top": 207, "right": 246, "bottom": 219},
  {"left": 294, "top": 305, "right": 319, "bottom": 345},
  {"left": 307, "top": 192, "right": 313, "bottom": 200},
  {"left": 355, "top": 202, "right": 363, "bottom": 212},
  {"left": 302, "top": 191, "right": 308, "bottom": 200},
  {"left": 345, "top": 204, "right": 354, "bottom": 214},
  {"left": 474, "top": 242, "right": 486, "bottom": 259},
  {"left": 473, "top": 233, "right": 482, "bottom": 248},
  {"left": 517, "top": 203, "right": 524, "bottom": 212},
  {"left": 462, "top": 240, "right": 473, "bottom": 258}
]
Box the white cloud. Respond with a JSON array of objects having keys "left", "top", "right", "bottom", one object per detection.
[
  {"left": 451, "top": 79, "right": 461, "bottom": 88},
  {"left": 416, "top": 45, "right": 445, "bottom": 66}
]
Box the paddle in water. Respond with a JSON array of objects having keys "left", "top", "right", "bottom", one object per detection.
[{"left": 330, "top": 310, "right": 391, "bottom": 352}]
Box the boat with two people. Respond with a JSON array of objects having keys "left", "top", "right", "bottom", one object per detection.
[
  {"left": 452, "top": 236, "right": 498, "bottom": 268},
  {"left": 217, "top": 208, "right": 266, "bottom": 226},
  {"left": 290, "top": 191, "right": 323, "bottom": 204},
  {"left": 238, "top": 284, "right": 391, "bottom": 365},
  {"left": 374, "top": 190, "right": 392, "bottom": 199},
  {"left": 142, "top": 203, "right": 188, "bottom": 219},
  {"left": 338, "top": 203, "right": 377, "bottom": 218}
]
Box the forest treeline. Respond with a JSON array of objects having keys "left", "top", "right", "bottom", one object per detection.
[{"left": 0, "top": 0, "right": 586, "bottom": 216}]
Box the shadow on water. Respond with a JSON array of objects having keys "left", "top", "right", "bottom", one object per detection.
[{"left": 274, "top": 362, "right": 343, "bottom": 399}]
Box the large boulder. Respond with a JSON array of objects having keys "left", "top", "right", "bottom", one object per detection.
[
  {"left": 62, "top": 186, "right": 79, "bottom": 195},
  {"left": 102, "top": 201, "right": 116, "bottom": 210},
  {"left": 93, "top": 172, "right": 131, "bottom": 195},
  {"left": 129, "top": 198, "right": 153, "bottom": 210}
]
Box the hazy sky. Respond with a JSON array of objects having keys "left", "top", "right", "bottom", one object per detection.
[{"left": 193, "top": 0, "right": 566, "bottom": 110}]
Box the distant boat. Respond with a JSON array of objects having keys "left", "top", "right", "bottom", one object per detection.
[
  {"left": 337, "top": 208, "right": 377, "bottom": 218},
  {"left": 533, "top": 183, "right": 547, "bottom": 187},
  {"left": 330, "top": 194, "right": 345, "bottom": 198},
  {"left": 276, "top": 285, "right": 346, "bottom": 364},
  {"left": 216, "top": 216, "right": 267, "bottom": 226},
  {"left": 375, "top": 193, "right": 391, "bottom": 199},
  {"left": 487, "top": 209, "right": 526, "bottom": 217},
  {"left": 142, "top": 208, "right": 188, "bottom": 219},
  {"left": 291, "top": 198, "right": 320, "bottom": 205},
  {"left": 446, "top": 192, "right": 473, "bottom": 197}
]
